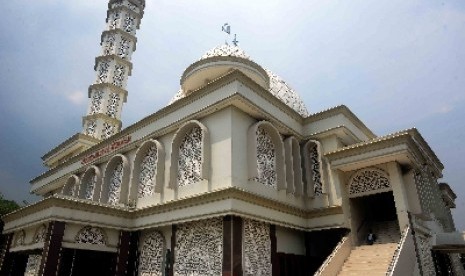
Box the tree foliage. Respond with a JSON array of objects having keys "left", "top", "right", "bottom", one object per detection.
[{"left": 0, "top": 193, "right": 20, "bottom": 217}]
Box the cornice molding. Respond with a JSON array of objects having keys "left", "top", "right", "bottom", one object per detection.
[{"left": 3, "top": 187, "right": 343, "bottom": 231}]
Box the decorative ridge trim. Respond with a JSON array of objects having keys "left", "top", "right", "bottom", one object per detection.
[
  {"left": 387, "top": 226, "right": 410, "bottom": 276},
  {"left": 325, "top": 129, "right": 413, "bottom": 156},
  {"left": 41, "top": 133, "right": 99, "bottom": 161}
]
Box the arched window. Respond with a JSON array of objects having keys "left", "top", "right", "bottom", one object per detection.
[
  {"left": 169, "top": 121, "right": 210, "bottom": 189},
  {"left": 138, "top": 231, "right": 165, "bottom": 276},
  {"left": 62, "top": 175, "right": 79, "bottom": 197},
  {"left": 15, "top": 230, "right": 25, "bottom": 246},
  {"left": 33, "top": 224, "right": 47, "bottom": 243},
  {"left": 303, "top": 140, "right": 324, "bottom": 197},
  {"left": 348, "top": 167, "right": 391, "bottom": 197},
  {"left": 131, "top": 139, "right": 165, "bottom": 201},
  {"left": 248, "top": 121, "right": 285, "bottom": 190},
  {"left": 75, "top": 226, "right": 106, "bottom": 245},
  {"left": 102, "top": 154, "right": 130, "bottom": 205},
  {"left": 284, "top": 136, "right": 303, "bottom": 196},
  {"left": 79, "top": 166, "right": 101, "bottom": 201}
]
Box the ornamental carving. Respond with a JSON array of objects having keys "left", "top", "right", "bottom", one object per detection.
[
  {"left": 111, "top": 1, "right": 139, "bottom": 13},
  {"left": 15, "top": 230, "right": 25, "bottom": 246},
  {"left": 109, "top": 11, "right": 120, "bottom": 30},
  {"left": 118, "top": 38, "right": 131, "bottom": 59},
  {"left": 85, "top": 120, "right": 97, "bottom": 137},
  {"left": 243, "top": 219, "right": 272, "bottom": 276},
  {"left": 253, "top": 127, "right": 277, "bottom": 189},
  {"left": 139, "top": 231, "right": 165, "bottom": 276},
  {"left": 85, "top": 173, "right": 97, "bottom": 200},
  {"left": 177, "top": 127, "right": 202, "bottom": 187},
  {"left": 103, "top": 34, "right": 116, "bottom": 56},
  {"left": 113, "top": 64, "right": 126, "bottom": 87},
  {"left": 102, "top": 122, "right": 116, "bottom": 139},
  {"left": 417, "top": 235, "right": 435, "bottom": 276},
  {"left": 75, "top": 226, "right": 106, "bottom": 245},
  {"left": 123, "top": 14, "right": 136, "bottom": 33},
  {"left": 309, "top": 143, "right": 323, "bottom": 196},
  {"left": 33, "top": 225, "right": 47, "bottom": 243},
  {"left": 349, "top": 168, "right": 390, "bottom": 196},
  {"left": 174, "top": 218, "right": 223, "bottom": 276},
  {"left": 138, "top": 145, "right": 158, "bottom": 198},
  {"left": 97, "top": 60, "right": 111, "bottom": 83},
  {"left": 90, "top": 91, "right": 104, "bottom": 114},
  {"left": 108, "top": 161, "right": 123, "bottom": 205},
  {"left": 24, "top": 254, "right": 41, "bottom": 276},
  {"left": 107, "top": 93, "right": 120, "bottom": 118}
]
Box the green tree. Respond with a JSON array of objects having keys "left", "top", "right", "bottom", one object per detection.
[{"left": 0, "top": 193, "right": 20, "bottom": 217}]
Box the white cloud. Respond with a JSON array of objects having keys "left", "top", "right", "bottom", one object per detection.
[{"left": 67, "top": 91, "right": 86, "bottom": 106}]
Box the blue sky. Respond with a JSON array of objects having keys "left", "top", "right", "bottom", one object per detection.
[{"left": 1, "top": 0, "right": 464, "bottom": 229}]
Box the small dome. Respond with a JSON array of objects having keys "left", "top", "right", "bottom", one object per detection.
[
  {"left": 170, "top": 45, "right": 309, "bottom": 117},
  {"left": 200, "top": 44, "right": 251, "bottom": 61}
]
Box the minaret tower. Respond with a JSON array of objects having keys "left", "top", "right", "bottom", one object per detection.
[{"left": 82, "top": 0, "right": 145, "bottom": 139}]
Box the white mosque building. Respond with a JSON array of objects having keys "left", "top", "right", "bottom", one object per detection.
[{"left": 1, "top": 0, "right": 464, "bottom": 275}]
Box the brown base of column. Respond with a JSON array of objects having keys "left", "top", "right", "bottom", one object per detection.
[{"left": 223, "top": 216, "right": 243, "bottom": 276}]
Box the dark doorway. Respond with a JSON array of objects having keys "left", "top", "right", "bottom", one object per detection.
[{"left": 59, "top": 248, "right": 116, "bottom": 276}]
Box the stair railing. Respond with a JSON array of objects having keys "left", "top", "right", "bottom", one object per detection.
[
  {"left": 386, "top": 226, "right": 410, "bottom": 276},
  {"left": 314, "top": 233, "right": 352, "bottom": 276}
]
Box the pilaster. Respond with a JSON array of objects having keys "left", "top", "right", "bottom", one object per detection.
[
  {"left": 38, "top": 221, "right": 65, "bottom": 276},
  {"left": 387, "top": 162, "right": 410, "bottom": 230},
  {"left": 115, "top": 230, "right": 140, "bottom": 276},
  {"left": 222, "top": 216, "right": 243, "bottom": 276}
]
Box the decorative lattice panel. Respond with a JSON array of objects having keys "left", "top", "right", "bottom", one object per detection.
[
  {"left": 174, "top": 218, "right": 223, "bottom": 276},
  {"left": 417, "top": 234, "right": 435, "bottom": 276},
  {"left": 139, "top": 231, "right": 165, "bottom": 276},
  {"left": 349, "top": 168, "right": 390, "bottom": 196},
  {"left": 138, "top": 145, "right": 158, "bottom": 198},
  {"left": 308, "top": 143, "right": 323, "bottom": 196},
  {"left": 253, "top": 127, "right": 277, "bottom": 189},
  {"left": 85, "top": 173, "right": 97, "bottom": 200},
  {"left": 75, "top": 226, "right": 106, "bottom": 245},
  {"left": 243, "top": 219, "right": 272, "bottom": 276},
  {"left": 24, "top": 254, "right": 41, "bottom": 276},
  {"left": 177, "top": 127, "right": 202, "bottom": 187},
  {"left": 108, "top": 161, "right": 123, "bottom": 205}
]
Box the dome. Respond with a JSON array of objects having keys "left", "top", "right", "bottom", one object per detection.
[{"left": 170, "top": 45, "right": 309, "bottom": 117}]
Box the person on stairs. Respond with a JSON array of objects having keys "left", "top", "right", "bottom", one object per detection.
[{"left": 367, "top": 229, "right": 376, "bottom": 245}]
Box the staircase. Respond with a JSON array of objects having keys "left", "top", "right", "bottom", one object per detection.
[{"left": 337, "top": 221, "right": 400, "bottom": 276}]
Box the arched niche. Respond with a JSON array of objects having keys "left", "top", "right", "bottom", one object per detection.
[
  {"left": 33, "top": 224, "right": 47, "bottom": 243},
  {"left": 101, "top": 154, "right": 130, "bottom": 205},
  {"left": 302, "top": 140, "right": 325, "bottom": 198},
  {"left": 79, "top": 166, "right": 102, "bottom": 201},
  {"left": 247, "top": 121, "right": 285, "bottom": 190},
  {"left": 75, "top": 226, "right": 107, "bottom": 245},
  {"left": 130, "top": 139, "right": 165, "bottom": 202},
  {"left": 169, "top": 120, "right": 210, "bottom": 189},
  {"left": 348, "top": 167, "right": 391, "bottom": 198},
  {"left": 61, "top": 175, "right": 80, "bottom": 197},
  {"left": 284, "top": 136, "right": 303, "bottom": 196}
]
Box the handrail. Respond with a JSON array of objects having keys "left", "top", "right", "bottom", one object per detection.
[
  {"left": 386, "top": 226, "right": 409, "bottom": 276},
  {"left": 314, "top": 233, "right": 350, "bottom": 276}
]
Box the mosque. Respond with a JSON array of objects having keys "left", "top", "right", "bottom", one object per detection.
[{"left": 1, "top": 0, "right": 464, "bottom": 275}]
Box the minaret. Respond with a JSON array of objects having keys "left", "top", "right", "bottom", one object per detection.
[{"left": 82, "top": 0, "right": 145, "bottom": 139}]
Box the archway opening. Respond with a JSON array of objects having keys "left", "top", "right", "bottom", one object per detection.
[
  {"left": 59, "top": 249, "right": 116, "bottom": 276},
  {"left": 350, "top": 192, "right": 399, "bottom": 245}
]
